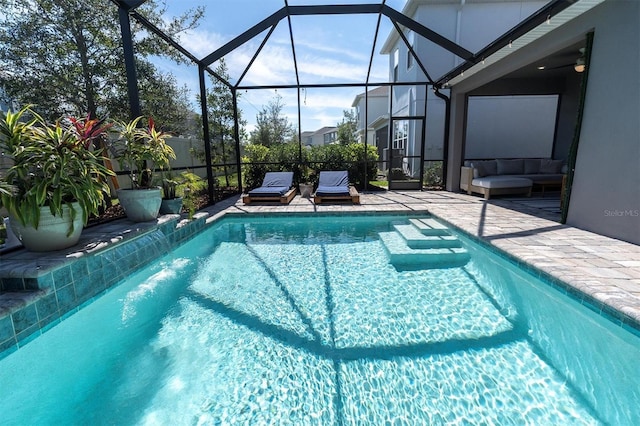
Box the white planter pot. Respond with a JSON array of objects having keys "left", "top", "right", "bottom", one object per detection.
[
  {"left": 117, "top": 188, "right": 162, "bottom": 222},
  {"left": 9, "top": 203, "right": 84, "bottom": 252}
]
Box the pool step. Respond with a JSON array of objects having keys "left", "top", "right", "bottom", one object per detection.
[
  {"left": 393, "top": 224, "right": 462, "bottom": 249},
  {"left": 409, "top": 218, "right": 449, "bottom": 236},
  {"left": 379, "top": 231, "right": 470, "bottom": 269}
]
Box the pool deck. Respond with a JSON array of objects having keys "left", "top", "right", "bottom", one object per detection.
[{"left": 1, "top": 190, "right": 639, "bottom": 351}]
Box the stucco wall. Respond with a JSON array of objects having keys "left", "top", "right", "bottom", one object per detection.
[
  {"left": 567, "top": 1, "right": 640, "bottom": 244},
  {"left": 413, "top": 0, "right": 547, "bottom": 80}
]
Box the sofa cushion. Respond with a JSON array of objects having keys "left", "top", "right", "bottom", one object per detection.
[
  {"left": 524, "top": 159, "right": 541, "bottom": 174},
  {"left": 497, "top": 159, "right": 524, "bottom": 175},
  {"left": 472, "top": 175, "right": 533, "bottom": 189},
  {"left": 470, "top": 160, "right": 497, "bottom": 178},
  {"left": 540, "top": 159, "right": 563, "bottom": 174}
]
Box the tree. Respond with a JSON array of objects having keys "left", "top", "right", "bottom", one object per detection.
[
  {"left": 337, "top": 108, "right": 358, "bottom": 145},
  {"left": 194, "top": 59, "right": 247, "bottom": 187},
  {"left": 0, "top": 0, "right": 203, "bottom": 132},
  {"left": 250, "top": 94, "right": 294, "bottom": 147}
]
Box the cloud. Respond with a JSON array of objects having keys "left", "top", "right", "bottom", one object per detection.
[
  {"left": 176, "top": 23, "right": 389, "bottom": 87},
  {"left": 174, "top": 28, "right": 227, "bottom": 59}
]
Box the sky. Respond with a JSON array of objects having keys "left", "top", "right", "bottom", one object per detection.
[{"left": 155, "top": 0, "right": 407, "bottom": 134}]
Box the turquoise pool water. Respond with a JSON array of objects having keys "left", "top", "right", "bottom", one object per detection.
[{"left": 1, "top": 214, "right": 638, "bottom": 425}]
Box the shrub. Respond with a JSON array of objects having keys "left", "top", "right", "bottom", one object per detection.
[
  {"left": 423, "top": 161, "right": 444, "bottom": 188},
  {"left": 389, "top": 168, "right": 407, "bottom": 180},
  {"left": 242, "top": 142, "right": 378, "bottom": 188},
  {"left": 346, "top": 143, "right": 378, "bottom": 185},
  {"left": 241, "top": 144, "right": 270, "bottom": 189}
]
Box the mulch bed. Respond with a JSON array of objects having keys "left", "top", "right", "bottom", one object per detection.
[{"left": 86, "top": 189, "right": 238, "bottom": 228}]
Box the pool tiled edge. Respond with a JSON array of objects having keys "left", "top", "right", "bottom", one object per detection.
[{"left": 0, "top": 212, "right": 210, "bottom": 358}]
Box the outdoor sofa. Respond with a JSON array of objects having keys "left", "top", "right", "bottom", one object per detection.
[{"left": 460, "top": 158, "right": 565, "bottom": 199}]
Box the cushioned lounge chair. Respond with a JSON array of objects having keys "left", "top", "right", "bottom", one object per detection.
[
  {"left": 313, "top": 170, "right": 360, "bottom": 204},
  {"left": 242, "top": 171, "right": 296, "bottom": 204}
]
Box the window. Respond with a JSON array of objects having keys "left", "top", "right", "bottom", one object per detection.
[
  {"left": 393, "top": 120, "right": 408, "bottom": 150},
  {"left": 393, "top": 49, "right": 399, "bottom": 82},
  {"left": 323, "top": 131, "right": 336, "bottom": 144}
]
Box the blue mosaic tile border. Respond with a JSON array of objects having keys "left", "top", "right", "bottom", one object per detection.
[{"left": 0, "top": 213, "right": 208, "bottom": 359}]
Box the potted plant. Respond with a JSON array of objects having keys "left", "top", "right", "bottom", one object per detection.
[
  {"left": 298, "top": 161, "right": 314, "bottom": 198},
  {"left": 159, "top": 170, "right": 184, "bottom": 215},
  {"left": 0, "top": 107, "right": 113, "bottom": 251},
  {"left": 111, "top": 116, "right": 175, "bottom": 222}
]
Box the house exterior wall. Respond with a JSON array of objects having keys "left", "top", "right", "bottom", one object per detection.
[
  {"left": 567, "top": 0, "right": 639, "bottom": 244},
  {"left": 384, "top": 0, "right": 547, "bottom": 170},
  {"left": 301, "top": 127, "right": 338, "bottom": 146},
  {"left": 353, "top": 88, "right": 389, "bottom": 145},
  {"left": 447, "top": 0, "right": 640, "bottom": 245}
]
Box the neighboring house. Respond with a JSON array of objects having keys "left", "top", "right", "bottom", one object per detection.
[
  {"left": 301, "top": 126, "right": 338, "bottom": 147},
  {"left": 382, "top": 0, "right": 639, "bottom": 244},
  {"left": 351, "top": 86, "right": 389, "bottom": 171}
]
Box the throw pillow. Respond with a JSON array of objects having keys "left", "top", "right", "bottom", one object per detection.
[
  {"left": 471, "top": 160, "right": 497, "bottom": 178},
  {"left": 539, "top": 159, "right": 563, "bottom": 174},
  {"left": 524, "top": 159, "right": 541, "bottom": 174},
  {"left": 496, "top": 159, "right": 524, "bottom": 175}
]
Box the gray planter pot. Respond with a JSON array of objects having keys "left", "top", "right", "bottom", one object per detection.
[
  {"left": 117, "top": 188, "right": 162, "bottom": 222},
  {"left": 159, "top": 197, "right": 183, "bottom": 215},
  {"left": 9, "top": 202, "right": 83, "bottom": 252},
  {"left": 299, "top": 183, "right": 313, "bottom": 198}
]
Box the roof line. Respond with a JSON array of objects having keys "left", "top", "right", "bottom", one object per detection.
[
  {"left": 381, "top": 5, "right": 473, "bottom": 61},
  {"left": 436, "top": 0, "right": 578, "bottom": 86}
]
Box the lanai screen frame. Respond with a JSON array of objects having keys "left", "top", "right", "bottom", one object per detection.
[{"left": 111, "top": 0, "right": 476, "bottom": 203}]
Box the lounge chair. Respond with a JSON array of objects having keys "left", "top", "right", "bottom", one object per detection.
[
  {"left": 242, "top": 171, "right": 296, "bottom": 204},
  {"left": 313, "top": 170, "right": 360, "bottom": 204}
]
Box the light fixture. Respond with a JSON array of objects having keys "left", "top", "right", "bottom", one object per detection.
[
  {"left": 574, "top": 48, "right": 586, "bottom": 72},
  {"left": 508, "top": 40, "right": 512, "bottom": 48},
  {"left": 546, "top": 15, "right": 551, "bottom": 25},
  {"left": 537, "top": 65, "right": 546, "bottom": 70}
]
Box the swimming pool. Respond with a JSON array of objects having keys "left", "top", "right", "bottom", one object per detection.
[{"left": 0, "top": 214, "right": 638, "bottom": 424}]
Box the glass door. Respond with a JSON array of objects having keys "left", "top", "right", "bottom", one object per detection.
[{"left": 388, "top": 118, "right": 424, "bottom": 190}]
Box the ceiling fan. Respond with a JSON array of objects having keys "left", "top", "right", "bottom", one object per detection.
[{"left": 538, "top": 48, "right": 586, "bottom": 72}]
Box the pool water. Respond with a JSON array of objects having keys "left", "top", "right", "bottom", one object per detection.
[{"left": 1, "top": 215, "right": 638, "bottom": 425}]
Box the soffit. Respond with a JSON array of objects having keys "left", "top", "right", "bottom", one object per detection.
[{"left": 443, "top": 0, "right": 605, "bottom": 87}]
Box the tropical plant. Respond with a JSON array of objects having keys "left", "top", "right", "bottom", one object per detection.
[
  {"left": 112, "top": 116, "right": 176, "bottom": 189},
  {"left": 0, "top": 106, "right": 114, "bottom": 233},
  {"left": 161, "top": 170, "right": 186, "bottom": 200}
]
